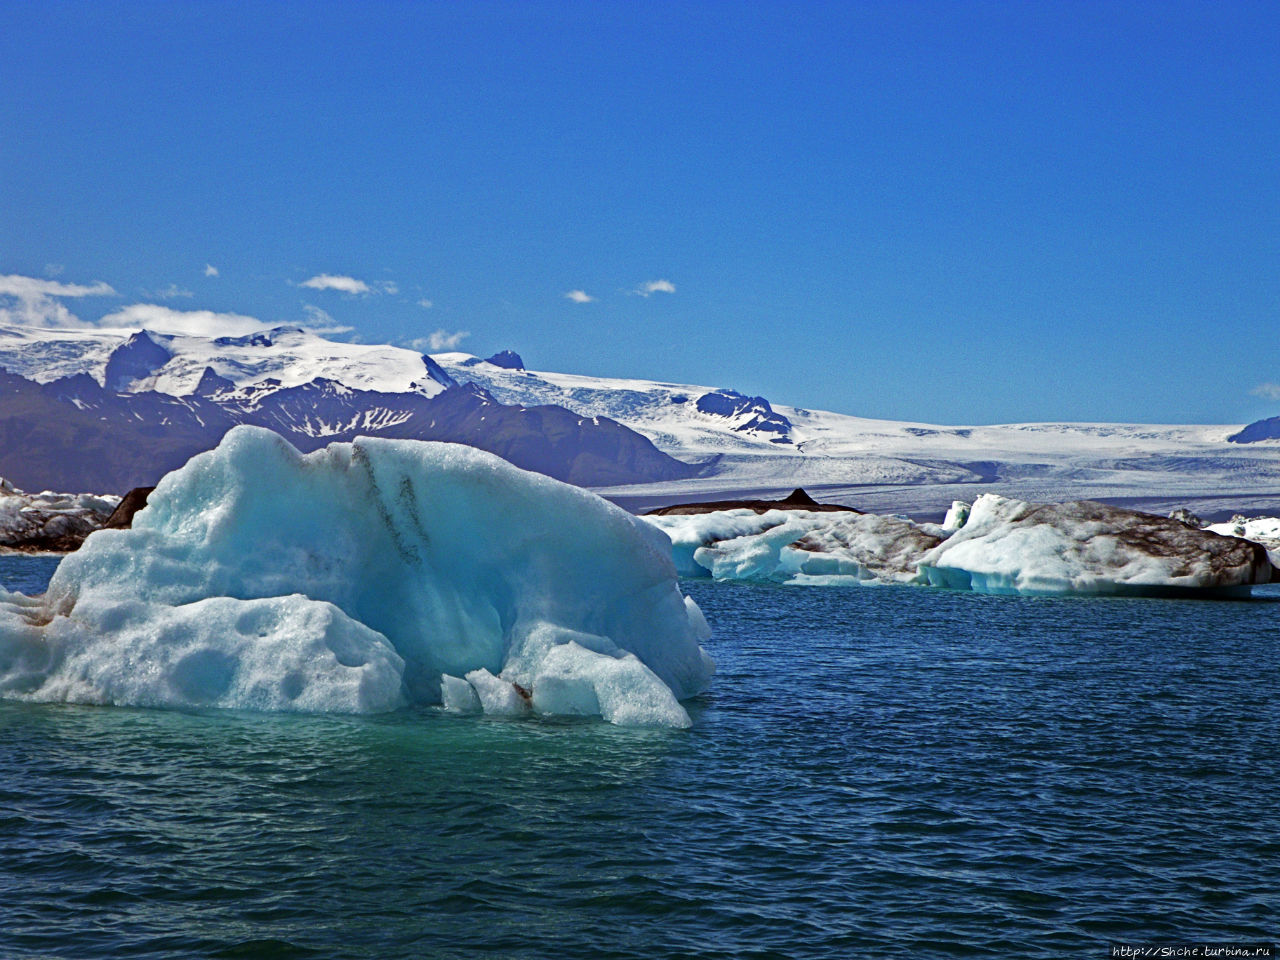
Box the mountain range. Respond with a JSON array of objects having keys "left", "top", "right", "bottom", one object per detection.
[{"left": 3, "top": 321, "right": 1280, "bottom": 519}]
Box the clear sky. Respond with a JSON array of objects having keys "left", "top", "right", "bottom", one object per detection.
[{"left": 2, "top": 0, "right": 1277, "bottom": 425}]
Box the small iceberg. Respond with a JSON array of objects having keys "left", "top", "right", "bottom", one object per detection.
[{"left": 0, "top": 426, "right": 714, "bottom": 727}]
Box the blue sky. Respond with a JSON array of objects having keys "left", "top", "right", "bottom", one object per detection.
[{"left": 2, "top": 0, "right": 1277, "bottom": 424}]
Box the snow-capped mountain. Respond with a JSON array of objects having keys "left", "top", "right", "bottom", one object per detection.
[
  {"left": 0, "top": 323, "right": 455, "bottom": 396},
  {"left": 3, "top": 321, "right": 1280, "bottom": 518},
  {"left": 0, "top": 326, "right": 694, "bottom": 493}
]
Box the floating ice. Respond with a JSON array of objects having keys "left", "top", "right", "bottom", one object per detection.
[
  {"left": 643, "top": 509, "right": 943, "bottom": 586},
  {"left": 643, "top": 495, "right": 1277, "bottom": 597},
  {"left": 918, "top": 494, "right": 1277, "bottom": 596},
  {"left": 0, "top": 426, "right": 714, "bottom": 726},
  {"left": 0, "top": 478, "right": 119, "bottom": 551}
]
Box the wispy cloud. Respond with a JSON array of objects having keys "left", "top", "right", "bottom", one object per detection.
[
  {"left": 634, "top": 279, "right": 676, "bottom": 297},
  {"left": 44, "top": 263, "right": 65, "bottom": 277},
  {"left": 379, "top": 281, "right": 399, "bottom": 295},
  {"left": 0, "top": 273, "right": 116, "bottom": 328},
  {"left": 406, "top": 329, "right": 470, "bottom": 352},
  {"left": 143, "top": 283, "right": 194, "bottom": 300},
  {"left": 300, "top": 273, "right": 371, "bottom": 295},
  {"left": 204, "top": 264, "right": 219, "bottom": 277},
  {"left": 1251, "top": 383, "right": 1280, "bottom": 402},
  {"left": 564, "top": 289, "right": 595, "bottom": 303},
  {"left": 300, "top": 304, "right": 353, "bottom": 336},
  {"left": 98, "top": 304, "right": 270, "bottom": 338},
  {"left": 417, "top": 298, "right": 434, "bottom": 310}
]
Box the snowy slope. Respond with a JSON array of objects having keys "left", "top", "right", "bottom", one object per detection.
[{"left": 432, "top": 352, "right": 1280, "bottom": 515}]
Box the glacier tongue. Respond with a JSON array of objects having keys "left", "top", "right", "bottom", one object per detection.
[{"left": 0, "top": 426, "right": 714, "bottom": 726}]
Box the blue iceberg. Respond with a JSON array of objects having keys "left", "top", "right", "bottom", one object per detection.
[{"left": 0, "top": 427, "right": 714, "bottom": 727}]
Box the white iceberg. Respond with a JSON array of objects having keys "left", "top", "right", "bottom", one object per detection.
[
  {"left": 0, "top": 426, "right": 713, "bottom": 727},
  {"left": 917, "top": 493, "right": 1277, "bottom": 596}
]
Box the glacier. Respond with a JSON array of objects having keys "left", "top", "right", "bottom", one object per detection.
[{"left": 0, "top": 427, "right": 714, "bottom": 726}]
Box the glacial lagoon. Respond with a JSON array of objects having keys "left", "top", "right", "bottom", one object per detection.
[{"left": 2, "top": 554, "right": 1276, "bottom": 959}]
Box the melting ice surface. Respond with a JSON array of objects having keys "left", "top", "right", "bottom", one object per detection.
[{"left": 0, "top": 427, "right": 714, "bottom": 727}]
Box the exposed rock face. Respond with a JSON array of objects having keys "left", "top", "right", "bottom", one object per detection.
[
  {"left": 194, "top": 366, "right": 236, "bottom": 397},
  {"left": 103, "top": 330, "right": 172, "bottom": 391},
  {"left": 485, "top": 350, "right": 525, "bottom": 370},
  {"left": 646, "top": 488, "right": 857, "bottom": 516},
  {"left": 694, "top": 390, "right": 792, "bottom": 442},
  {"left": 1227, "top": 417, "right": 1280, "bottom": 443},
  {"left": 103, "top": 487, "right": 155, "bottom": 529},
  {"left": 421, "top": 354, "right": 458, "bottom": 388},
  {"left": 918, "top": 495, "right": 1278, "bottom": 596}
]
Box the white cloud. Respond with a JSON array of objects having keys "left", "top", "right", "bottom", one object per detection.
[
  {"left": 0, "top": 273, "right": 116, "bottom": 328},
  {"left": 144, "top": 284, "right": 194, "bottom": 300},
  {"left": 405, "top": 329, "right": 470, "bottom": 352},
  {"left": 417, "top": 298, "right": 434, "bottom": 309},
  {"left": 204, "top": 264, "right": 219, "bottom": 277},
  {"left": 634, "top": 279, "right": 676, "bottom": 297},
  {"left": 97, "top": 304, "right": 271, "bottom": 338},
  {"left": 379, "top": 281, "right": 399, "bottom": 295},
  {"left": 565, "top": 289, "right": 595, "bottom": 303},
  {"left": 44, "top": 263, "right": 65, "bottom": 277},
  {"left": 1251, "top": 383, "right": 1280, "bottom": 402},
  {"left": 300, "top": 273, "right": 372, "bottom": 295},
  {"left": 300, "top": 304, "right": 353, "bottom": 336}
]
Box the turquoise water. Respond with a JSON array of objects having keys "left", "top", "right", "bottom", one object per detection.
[{"left": 2, "top": 555, "right": 1277, "bottom": 958}]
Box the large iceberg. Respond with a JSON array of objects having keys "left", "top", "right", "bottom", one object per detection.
[
  {"left": 643, "top": 494, "right": 1277, "bottom": 597},
  {"left": 918, "top": 494, "right": 1277, "bottom": 596},
  {"left": 0, "top": 427, "right": 714, "bottom": 727}
]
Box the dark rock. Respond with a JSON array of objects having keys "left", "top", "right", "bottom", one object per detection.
[
  {"left": 694, "top": 390, "right": 792, "bottom": 439},
  {"left": 485, "top": 350, "right": 525, "bottom": 370},
  {"left": 1228, "top": 417, "right": 1280, "bottom": 443},
  {"left": 421, "top": 354, "right": 458, "bottom": 389},
  {"left": 646, "top": 487, "right": 860, "bottom": 516},
  {"left": 104, "top": 487, "right": 155, "bottom": 529},
  {"left": 194, "top": 367, "right": 236, "bottom": 397},
  {"left": 103, "top": 330, "right": 172, "bottom": 392}
]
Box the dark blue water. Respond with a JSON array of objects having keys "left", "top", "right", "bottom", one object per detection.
[{"left": 2, "top": 556, "right": 1277, "bottom": 958}]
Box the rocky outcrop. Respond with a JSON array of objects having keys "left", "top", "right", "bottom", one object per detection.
[
  {"left": 1227, "top": 417, "right": 1280, "bottom": 443},
  {"left": 694, "top": 390, "right": 792, "bottom": 442},
  {"left": 646, "top": 488, "right": 858, "bottom": 516},
  {"left": 103, "top": 330, "right": 173, "bottom": 392},
  {"left": 484, "top": 350, "right": 525, "bottom": 370},
  {"left": 103, "top": 487, "right": 155, "bottom": 529}
]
